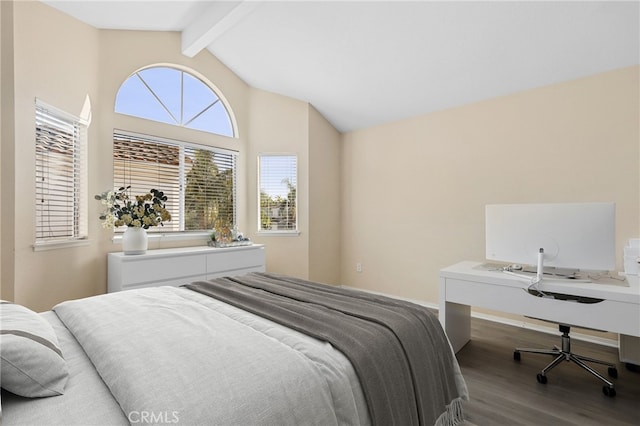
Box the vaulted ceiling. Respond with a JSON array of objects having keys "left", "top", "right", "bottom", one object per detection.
[{"left": 41, "top": 1, "right": 639, "bottom": 133}]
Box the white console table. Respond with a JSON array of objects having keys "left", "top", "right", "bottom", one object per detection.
[
  {"left": 439, "top": 261, "right": 640, "bottom": 363},
  {"left": 108, "top": 245, "right": 265, "bottom": 292}
]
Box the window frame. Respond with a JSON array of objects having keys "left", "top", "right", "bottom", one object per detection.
[
  {"left": 33, "top": 99, "right": 89, "bottom": 251},
  {"left": 114, "top": 65, "right": 237, "bottom": 138},
  {"left": 113, "top": 130, "right": 238, "bottom": 235},
  {"left": 257, "top": 153, "right": 299, "bottom": 235}
]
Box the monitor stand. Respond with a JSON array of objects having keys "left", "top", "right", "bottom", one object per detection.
[{"left": 536, "top": 248, "right": 545, "bottom": 284}]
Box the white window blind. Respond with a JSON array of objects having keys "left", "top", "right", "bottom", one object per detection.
[
  {"left": 113, "top": 131, "right": 237, "bottom": 232},
  {"left": 258, "top": 154, "right": 297, "bottom": 232},
  {"left": 35, "top": 100, "right": 88, "bottom": 243}
]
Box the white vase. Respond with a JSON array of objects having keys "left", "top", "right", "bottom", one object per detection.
[{"left": 122, "top": 227, "right": 148, "bottom": 255}]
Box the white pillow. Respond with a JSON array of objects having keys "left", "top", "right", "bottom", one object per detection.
[{"left": 0, "top": 301, "right": 69, "bottom": 397}]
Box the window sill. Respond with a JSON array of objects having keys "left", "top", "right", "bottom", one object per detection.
[
  {"left": 33, "top": 239, "right": 91, "bottom": 252},
  {"left": 256, "top": 230, "right": 300, "bottom": 237},
  {"left": 111, "top": 231, "right": 211, "bottom": 244}
]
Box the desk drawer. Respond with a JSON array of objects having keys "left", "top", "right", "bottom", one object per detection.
[{"left": 444, "top": 278, "right": 640, "bottom": 337}]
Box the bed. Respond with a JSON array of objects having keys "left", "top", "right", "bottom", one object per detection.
[{"left": 1, "top": 272, "right": 468, "bottom": 425}]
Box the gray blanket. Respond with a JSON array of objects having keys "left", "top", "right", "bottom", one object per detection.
[{"left": 185, "top": 272, "right": 466, "bottom": 426}]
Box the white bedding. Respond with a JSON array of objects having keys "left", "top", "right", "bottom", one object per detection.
[
  {"left": 2, "top": 279, "right": 469, "bottom": 426},
  {"left": 3, "top": 286, "right": 371, "bottom": 426},
  {"left": 1, "top": 311, "right": 129, "bottom": 425}
]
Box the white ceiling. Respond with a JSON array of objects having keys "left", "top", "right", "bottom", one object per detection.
[{"left": 41, "top": 1, "right": 639, "bottom": 133}]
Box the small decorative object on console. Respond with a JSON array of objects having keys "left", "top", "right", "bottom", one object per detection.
[{"left": 208, "top": 226, "right": 252, "bottom": 248}]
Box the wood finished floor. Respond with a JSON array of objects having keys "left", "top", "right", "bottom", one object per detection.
[{"left": 455, "top": 318, "right": 640, "bottom": 426}]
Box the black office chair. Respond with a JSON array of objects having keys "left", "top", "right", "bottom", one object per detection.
[{"left": 513, "top": 324, "right": 618, "bottom": 397}]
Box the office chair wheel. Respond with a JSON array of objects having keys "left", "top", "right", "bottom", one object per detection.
[
  {"left": 536, "top": 373, "right": 547, "bottom": 384},
  {"left": 608, "top": 367, "right": 618, "bottom": 378},
  {"left": 602, "top": 386, "right": 616, "bottom": 397},
  {"left": 513, "top": 351, "right": 521, "bottom": 361}
]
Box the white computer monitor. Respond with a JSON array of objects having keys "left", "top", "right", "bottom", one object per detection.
[{"left": 485, "top": 202, "right": 616, "bottom": 272}]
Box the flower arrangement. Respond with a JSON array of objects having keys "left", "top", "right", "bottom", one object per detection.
[{"left": 95, "top": 186, "right": 171, "bottom": 229}]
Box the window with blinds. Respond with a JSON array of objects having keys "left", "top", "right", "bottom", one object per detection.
[
  {"left": 113, "top": 132, "right": 237, "bottom": 232},
  {"left": 258, "top": 154, "right": 297, "bottom": 232},
  {"left": 35, "top": 100, "right": 88, "bottom": 243}
]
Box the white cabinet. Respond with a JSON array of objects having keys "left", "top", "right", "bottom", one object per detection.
[{"left": 108, "top": 245, "right": 265, "bottom": 292}]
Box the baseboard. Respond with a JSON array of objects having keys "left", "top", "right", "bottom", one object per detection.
[{"left": 341, "top": 285, "right": 619, "bottom": 349}]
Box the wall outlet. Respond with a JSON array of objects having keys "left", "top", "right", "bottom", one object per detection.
[{"left": 356, "top": 262, "right": 362, "bottom": 273}]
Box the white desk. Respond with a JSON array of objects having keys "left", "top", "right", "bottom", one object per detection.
[{"left": 439, "top": 261, "right": 640, "bottom": 358}]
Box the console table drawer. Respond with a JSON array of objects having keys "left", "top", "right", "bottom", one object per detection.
[
  {"left": 206, "top": 248, "right": 265, "bottom": 273},
  {"left": 119, "top": 256, "right": 206, "bottom": 286},
  {"left": 108, "top": 245, "right": 265, "bottom": 292}
]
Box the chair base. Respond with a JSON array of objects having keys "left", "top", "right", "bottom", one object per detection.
[{"left": 514, "top": 324, "right": 618, "bottom": 397}]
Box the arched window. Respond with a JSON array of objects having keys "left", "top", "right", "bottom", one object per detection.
[
  {"left": 115, "top": 66, "right": 235, "bottom": 137},
  {"left": 112, "top": 66, "right": 238, "bottom": 234}
]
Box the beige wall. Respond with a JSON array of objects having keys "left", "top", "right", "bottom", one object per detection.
[
  {"left": 0, "top": 0, "right": 16, "bottom": 302},
  {"left": 308, "top": 105, "right": 342, "bottom": 285},
  {"left": 248, "top": 88, "right": 311, "bottom": 278},
  {"left": 340, "top": 66, "right": 640, "bottom": 304},
  {"left": 246, "top": 94, "right": 342, "bottom": 283},
  {"left": 11, "top": 1, "right": 101, "bottom": 311}
]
